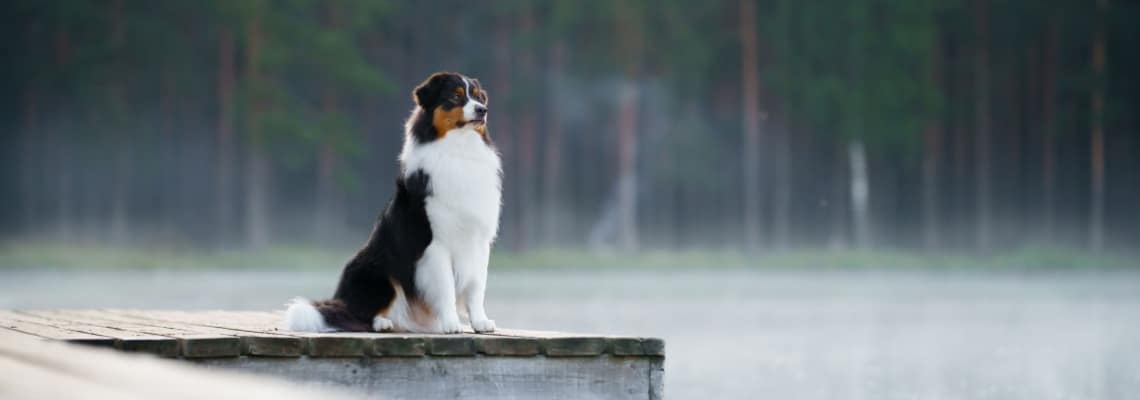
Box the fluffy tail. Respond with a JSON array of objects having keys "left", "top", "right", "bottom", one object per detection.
[
  {"left": 282, "top": 297, "right": 371, "bottom": 332},
  {"left": 283, "top": 297, "right": 333, "bottom": 332}
]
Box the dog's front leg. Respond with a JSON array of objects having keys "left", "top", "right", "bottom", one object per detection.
[
  {"left": 416, "top": 243, "right": 463, "bottom": 333},
  {"left": 458, "top": 243, "right": 495, "bottom": 333}
]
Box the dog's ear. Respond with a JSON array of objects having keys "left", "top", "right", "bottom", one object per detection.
[
  {"left": 472, "top": 79, "right": 488, "bottom": 104},
  {"left": 413, "top": 72, "right": 451, "bottom": 108}
]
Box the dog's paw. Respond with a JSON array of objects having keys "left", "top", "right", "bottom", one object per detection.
[
  {"left": 372, "top": 316, "right": 394, "bottom": 332},
  {"left": 471, "top": 318, "right": 496, "bottom": 333},
  {"left": 439, "top": 317, "right": 464, "bottom": 334}
]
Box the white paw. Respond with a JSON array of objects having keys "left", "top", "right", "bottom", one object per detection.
[
  {"left": 372, "top": 316, "right": 394, "bottom": 332},
  {"left": 471, "top": 318, "right": 496, "bottom": 333},
  {"left": 439, "top": 317, "right": 464, "bottom": 334}
]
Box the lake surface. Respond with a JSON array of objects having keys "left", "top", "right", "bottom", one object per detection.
[{"left": 2, "top": 267, "right": 1139, "bottom": 399}]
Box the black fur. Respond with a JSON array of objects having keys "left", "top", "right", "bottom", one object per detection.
[
  {"left": 409, "top": 107, "right": 437, "bottom": 144},
  {"left": 311, "top": 298, "right": 370, "bottom": 332},
  {"left": 412, "top": 72, "right": 456, "bottom": 111},
  {"left": 313, "top": 170, "right": 433, "bottom": 332}
]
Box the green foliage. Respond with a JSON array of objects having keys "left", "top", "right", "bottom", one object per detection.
[
  {"left": 765, "top": 0, "right": 940, "bottom": 152},
  {"left": 14, "top": 0, "right": 393, "bottom": 192},
  {"left": 6, "top": 0, "right": 1140, "bottom": 252}
]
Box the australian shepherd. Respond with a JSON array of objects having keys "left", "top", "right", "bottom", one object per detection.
[{"left": 283, "top": 72, "right": 500, "bottom": 333}]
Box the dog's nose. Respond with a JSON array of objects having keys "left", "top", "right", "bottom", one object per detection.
[{"left": 475, "top": 105, "right": 488, "bottom": 116}]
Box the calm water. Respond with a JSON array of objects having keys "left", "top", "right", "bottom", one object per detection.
[{"left": 2, "top": 267, "right": 1139, "bottom": 399}]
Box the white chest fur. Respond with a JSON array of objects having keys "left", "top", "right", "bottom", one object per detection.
[{"left": 399, "top": 128, "right": 502, "bottom": 244}]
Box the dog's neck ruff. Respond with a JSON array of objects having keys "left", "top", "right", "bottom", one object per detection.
[{"left": 399, "top": 126, "right": 502, "bottom": 242}]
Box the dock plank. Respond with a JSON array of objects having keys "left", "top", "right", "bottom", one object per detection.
[
  {"left": 0, "top": 311, "right": 115, "bottom": 345},
  {"left": 2, "top": 310, "right": 179, "bottom": 356},
  {"left": 118, "top": 310, "right": 301, "bottom": 336},
  {"left": 104, "top": 310, "right": 305, "bottom": 357},
  {"left": 56, "top": 310, "right": 282, "bottom": 357},
  {"left": 26, "top": 310, "right": 240, "bottom": 358},
  {"left": 475, "top": 336, "right": 541, "bottom": 356},
  {"left": 488, "top": 328, "right": 664, "bottom": 357},
  {"left": 0, "top": 329, "right": 356, "bottom": 400},
  {"left": 487, "top": 328, "right": 609, "bottom": 356},
  {"left": 114, "top": 310, "right": 382, "bottom": 357}
]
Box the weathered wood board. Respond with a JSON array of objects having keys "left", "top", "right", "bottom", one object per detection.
[
  {"left": 0, "top": 329, "right": 358, "bottom": 400},
  {"left": 196, "top": 354, "right": 662, "bottom": 400},
  {"left": 0, "top": 310, "right": 665, "bottom": 400}
]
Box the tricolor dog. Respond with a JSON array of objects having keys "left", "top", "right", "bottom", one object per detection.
[{"left": 284, "top": 72, "right": 500, "bottom": 333}]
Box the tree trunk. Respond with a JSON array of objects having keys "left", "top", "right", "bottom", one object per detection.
[
  {"left": 848, "top": 0, "right": 871, "bottom": 249},
  {"left": 952, "top": 51, "right": 968, "bottom": 249},
  {"left": 828, "top": 141, "right": 850, "bottom": 249},
  {"left": 174, "top": 18, "right": 197, "bottom": 239},
  {"left": 315, "top": 4, "right": 348, "bottom": 244},
  {"left": 1006, "top": 48, "right": 1024, "bottom": 246},
  {"left": 772, "top": 120, "right": 791, "bottom": 249},
  {"left": 973, "top": 0, "right": 992, "bottom": 253},
  {"left": 515, "top": 5, "right": 539, "bottom": 250},
  {"left": 315, "top": 88, "right": 345, "bottom": 244},
  {"left": 849, "top": 140, "right": 871, "bottom": 248},
  {"left": 922, "top": 32, "right": 944, "bottom": 251},
  {"left": 159, "top": 60, "right": 178, "bottom": 235},
  {"left": 614, "top": 83, "right": 639, "bottom": 251},
  {"left": 50, "top": 19, "right": 76, "bottom": 240},
  {"left": 613, "top": 1, "right": 641, "bottom": 251},
  {"left": 245, "top": 149, "right": 271, "bottom": 249},
  {"left": 492, "top": 17, "right": 515, "bottom": 249},
  {"left": 108, "top": 0, "right": 130, "bottom": 245},
  {"left": 542, "top": 42, "right": 566, "bottom": 246},
  {"left": 1041, "top": 15, "right": 1059, "bottom": 243},
  {"left": 1024, "top": 41, "right": 1040, "bottom": 243},
  {"left": 244, "top": 6, "right": 270, "bottom": 249},
  {"left": 21, "top": 87, "right": 39, "bottom": 232},
  {"left": 21, "top": 19, "right": 40, "bottom": 234},
  {"left": 922, "top": 127, "right": 942, "bottom": 251},
  {"left": 216, "top": 26, "right": 236, "bottom": 246},
  {"left": 739, "top": 0, "right": 763, "bottom": 250},
  {"left": 1089, "top": 0, "right": 1108, "bottom": 252}
]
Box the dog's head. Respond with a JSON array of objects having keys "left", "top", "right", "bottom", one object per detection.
[{"left": 413, "top": 72, "right": 489, "bottom": 139}]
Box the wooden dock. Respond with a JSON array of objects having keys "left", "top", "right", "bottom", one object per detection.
[
  {"left": 0, "top": 327, "right": 357, "bottom": 400},
  {"left": 0, "top": 310, "right": 665, "bottom": 400}
]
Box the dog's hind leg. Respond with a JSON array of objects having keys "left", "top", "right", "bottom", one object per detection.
[{"left": 415, "top": 242, "right": 463, "bottom": 333}]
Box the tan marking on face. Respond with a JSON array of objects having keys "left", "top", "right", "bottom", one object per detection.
[
  {"left": 432, "top": 105, "right": 465, "bottom": 138},
  {"left": 470, "top": 84, "right": 488, "bottom": 138}
]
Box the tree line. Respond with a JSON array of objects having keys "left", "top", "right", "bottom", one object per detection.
[{"left": 2, "top": 0, "right": 1138, "bottom": 254}]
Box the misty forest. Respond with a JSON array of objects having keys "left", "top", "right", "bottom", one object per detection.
[{"left": 3, "top": 0, "right": 1139, "bottom": 256}]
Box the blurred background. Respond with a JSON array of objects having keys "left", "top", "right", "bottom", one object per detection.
[
  {"left": 3, "top": 0, "right": 1139, "bottom": 258},
  {"left": 2, "top": 0, "right": 1140, "bottom": 399}
]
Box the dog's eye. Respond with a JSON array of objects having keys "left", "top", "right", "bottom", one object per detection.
[{"left": 453, "top": 92, "right": 462, "bottom": 101}]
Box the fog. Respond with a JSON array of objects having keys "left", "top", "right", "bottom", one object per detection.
[
  {"left": 4, "top": 1, "right": 1140, "bottom": 253},
  {"left": 4, "top": 268, "right": 1139, "bottom": 399},
  {"left": 3, "top": 1, "right": 1140, "bottom": 399}
]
